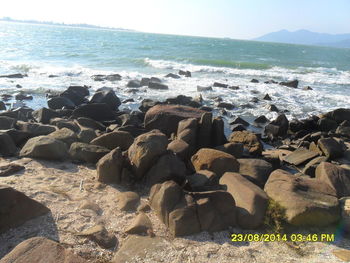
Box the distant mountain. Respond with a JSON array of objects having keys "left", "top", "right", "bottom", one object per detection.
[
  {"left": 0, "top": 17, "right": 134, "bottom": 32},
  {"left": 254, "top": 29, "right": 350, "bottom": 48}
]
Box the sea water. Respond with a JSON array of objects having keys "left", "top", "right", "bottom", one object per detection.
[{"left": 1, "top": 21, "right": 350, "bottom": 121}]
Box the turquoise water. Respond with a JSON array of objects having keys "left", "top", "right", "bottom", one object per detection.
[{"left": 1, "top": 21, "right": 350, "bottom": 119}]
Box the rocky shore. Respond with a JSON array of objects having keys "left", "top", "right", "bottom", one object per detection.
[{"left": 1, "top": 71, "right": 350, "bottom": 263}]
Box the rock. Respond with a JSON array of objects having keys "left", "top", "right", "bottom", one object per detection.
[
  {"left": 76, "top": 224, "right": 117, "bottom": 249},
  {"left": 303, "top": 86, "right": 313, "bottom": 90},
  {"left": 332, "top": 249, "right": 350, "bottom": 262},
  {"left": 254, "top": 115, "right": 269, "bottom": 124},
  {"left": 127, "top": 79, "right": 142, "bottom": 88},
  {"left": 317, "top": 118, "right": 338, "bottom": 132},
  {"left": 112, "top": 235, "right": 170, "bottom": 263},
  {"left": 230, "top": 117, "right": 249, "bottom": 126},
  {"left": 77, "top": 128, "right": 97, "bottom": 143},
  {"left": 0, "top": 237, "right": 85, "bottom": 263},
  {"left": 47, "top": 96, "right": 75, "bottom": 110},
  {"left": 48, "top": 128, "right": 78, "bottom": 147},
  {"left": 32, "top": 107, "right": 61, "bottom": 124},
  {"left": 59, "top": 87, "right": 87, "bottom": 106},
  {"left": 251, "top": 79, "right": 259, "bottom": 83},
  {"left": 105, "top": 73, "right": 122, "bottom": 81},
  {"left": 266, "top": 104, "right": 279, "bottom": 112},
  {"left": 215, "top": 143, "right": 243, "bottom": 158},
  {"left": 178, "top": 70, "right": 191, "bottom": 77},
  {"left": 238, "top": 158, "right": 273, "bottom": 187},
  {"left": 118, "top": 191, "right": 140, "bottom": 211},
  {"left": 0, "top": 73, "right": 27, "bottom": 78},
  {"left": 167, "top": 139, "right": 191, "bottom": 160},
  {"left": 139, "top": 99, "right": 160, "bottom": 113},
  {"left": 76, "top": 117, "right": 106, "bottom": 131},
  {"left": 146, "top": 153, "right": 187, "bottom": 186},
  {"left": 91, "top": 131, "right": 133, "bottom": 151},
  {"left": 0, "top": 163, "right": 25, "bottom": 177},
  {"left": 220, "top": 172, "right": 268, "bottom": 229},
  {"left": 315, "top": 162, "right": 350, "bottom": 198},
  {"left": 324, "top": 108, "right": 350, "bottom": 123},
  {"left": 72, "top": 103, "right": 115, "bottom": 121},
  {"left": 50, "top": 118, "right": 79, "bottom": 132},
  {"left": 69, "top": 142, "right": 110, "bottom": 163},
  {"left": 231, "top": 124, "right": 246, "bottom": 132},
  {"left": 90, "top": 88, "right": 121, "bottom": 110},
  {"left": 263, "top": 94, "right": 272, "bottom": 100},
  {"left": 97, "top": 147, "right": 124, "bottom": 183},
  {"left": 264, "top": 169, "right": 339, "bottom": 226},
  {"left": 191, "top": 148, "right": 239, "bottom": 177},
  {"left": 336, "top": 126, "right": 350, "bottom": 137},
  {"left": 229, "top": 131, "right": 263, "bottom": 156},
  {"left": 187, "top": 170, "right": 219, "bottom": 190},
  {"left": 3, "top": 129, "right": 30, "bottom": 146},
  {"left": 149, "top": 181, "right": 184, "bottom": 226},
  {"left": 211, "top": 117, "right": 227, "bottom": 146},
  {"left": 283, "top": 148, "right": 319, "bottom": 166},
  {"left": 177, "top": 117, "right": 198, "bottom": 147},
  {"left": 264, "top": 114, "right": 289, "bottom": 138},
  {"left": 217, "top": 102, "right": 234, "bottom": 110},
  {"left": 280, "top": 79, "right": 298, "bottom": 88},
  {"left": 145, "top": 104, "right": 204, "bottom": 137},
  {"left": 148, "top": 81, "right": 168, "bottom": 90},
  {"left": 0, "top": 116, "right": 16, "bottom": 130},
  {"left": 0, "top": 101, "right": 6, "bottom": 111},
  {"left": 197, "top": 86, "right": 212, "bottom": 92},
  {"left": 213, "top": 82, "right": 228, "bottom": 88},
  {"left": 339, "top": 197, "right": 350, "bottom": 234},
  {"left": 0, "top": 186, "right": 50, "bottom": 233},
  {"left": 302, "top": 156, "right": 328, "bottom": 177},
  {"left": 165, "top": 73, "right": 180, "bottom": 79},
  {"left": 79, "top": 200, "right": 101, "bottom": 214},
  {"left": 17, "top": 122, "right": 56, "bottom": 137},
  {"left": 197, "top": 112, "right": 212, "bottom": 148},
  {"left": 128, "top": 130, "right": 168, "bottom": 178},
  {"left": 125, "top": 213, "right": 153, "bottom": 234},
  {"left": 116, "top": 125, "right": 146, "bottom": 138},
  {"left": 318, "top": 138, "right": 344, "bottom": 159},
  {"left": 20, "top": 136, "right": 68, "bottom": 160}
]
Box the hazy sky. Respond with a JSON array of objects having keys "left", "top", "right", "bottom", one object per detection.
[{"left": 1, "top": 0, "right": 349, "bottom": 39}]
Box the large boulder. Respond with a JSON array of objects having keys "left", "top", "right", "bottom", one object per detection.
[
  {"left": 0, "top": 186, "right": 50, "bottom": 233},
  {"left": 16, "top": 122, "right": 56, "bottom": 137},
  {"left": 0, "top": 132, "right": 17, "bottom": 156},
  {"left": 128, "top": 131, "right": 168, "bottom": 178},
  {"left": 237, "top": 158, "right": 273, "bottom": 186},
  {"left": 264, "top": 169, "right": 340, "bottom": 226},
  {"left": 197, "top": 112, "right": 212, "bottom": 148},
  {"left": 60, "top": 85, "right": 89, "bottom": 106},
  {"left": 283, "top": 148, "right": 319, "bottom": 166},
  {"left": 0, "top": 237, "right": 86, "bottom": 263},
  {"left": 211, "top": 117, "right": 227, "bottom": 146},
  {"left": 0, "top": 116, "right": 16, "bottom": 130},
  {"left": 191, "top": 148, "right": 239, "bottom": 177},
  {"left": 144, "top": 105, "right": 204, "bottom": 137},
  {"left": 48, "top": 128, "right": 79, "bottom": 147},
  {"left": 279, "top": 79, "right": 298, "bottom": 88},
  {"left": 324, "top": 108, "right": 350, "bottom": 123},
  {"left": 264, "top": 114, "right": 289, "bottom": 138},
  {"left": 75, "top": 117, "right": 106, "bottom": 131},
  {"left": 90, "top": 88, "right": 121, "bottom": 110},
  {"left": 97, "top": 148, "right": 124, "bottom": 183},
  {"left": 146, "top": 153, "right": 187, "bottom": 186},
  {"left": 220, "top": 172, "right": 268, "bottom": 229},
  {"left": 167, "top": 139, "right": 191, "bottom": 160},
  {"left": 177, "top": 118, "right": 198, "bottom": 147},
  {"left": 315, "top": 162, "right": 350, "bottom": 198},
  {"left": 32, "top": 108, "right": 61, "bottom": 124},
  {"left": 318, "top": 138, "right": 344, "bottom": 159},
  {"left": 47, "top": 96, "right": 75, "bottom": 110},
  {"left": 229, "top": 131, "right": 263, "bottom": 156},
  {"left": 69, "top": 142, "right": 110, "bottom": 163},
  {"left": 91, "top": 131, "right": 133, "bottom": 151},
  {"left": 19, "top": 136, "right": 68, "bottom": 160},
  {"left": 72, "top": 103, "right": 116, "bottom": 121},
  {"left": 215, "top": 143, "right": 243, "bottom": 158}
]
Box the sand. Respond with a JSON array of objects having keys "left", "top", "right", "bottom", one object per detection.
[{"left": 0, "top": 157, "right": 349, "bottom": 263}]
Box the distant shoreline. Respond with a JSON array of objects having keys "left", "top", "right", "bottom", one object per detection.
[{"left": 0, "top": 17, "right": 135, "bottom": 32}]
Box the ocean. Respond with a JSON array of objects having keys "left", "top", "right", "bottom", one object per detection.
[{"left": 1, "top": 21, "right": 350, "bottom": 121}]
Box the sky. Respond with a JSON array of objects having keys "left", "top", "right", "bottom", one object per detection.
[{"left": 0, "top": 0, "right": 350, "bottom": 39}]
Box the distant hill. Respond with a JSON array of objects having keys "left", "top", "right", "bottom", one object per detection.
[
  {"left": 0, "top": 17, "right": 134, "bottom": 32},
  {"left": 254, "top": 29, "right": 350, "bottom": 48}
]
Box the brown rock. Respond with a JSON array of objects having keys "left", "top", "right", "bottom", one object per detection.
[
  {"left": 315, "top": 162, "right": 350, "bottom": 198},
  {"left": 144, "top": 104, "right": 204, "bottom": 136},
  {"left": 191, "top": 148, "right": 240, "bottom": 177},
  {"left": 229, "top": 131, "right": 263, "bottom": 156},
  {"left": 118, "top": 191, "right": 140, "bottom": 211},
  {"left": 69, "top": 142, "right": 110, "bottom": 163},
  {"left": 97, "top": 148, "right": 124, "bottom": 183},
  {"left": 318, "top": 137, "right": 344, "bottom": 159},
  {"left": 264, "top": 169, "right": 339, "bottom": 226},
  {"left": 238, "top": 158, "right": 273, "bottom": 186},
  {"left": 197, "top": 112, "right": 212, "bottom": 148},
  {"left": 167, "top": 139, "right": 191, "bottom": 160},
  {"left": 91, "top": 131, "right": 134, "bottom": 151},
  {"left": 0, "top": 237, "right": 86, "bottom": 263},
  {"left": 125, "top": 213, "right": 153, "bottom": 234},
  {"left": 128, "top": 130, "right": 168, "bottom": 179},
  {"left": 220, "top": 172, "right": 268, "bottom": 229},
  {"left": 283, "top": 148, "right": 319, "bottom": 166},
  {"left": 0, "top": 163, "right": 24, "bottom": 177}
]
